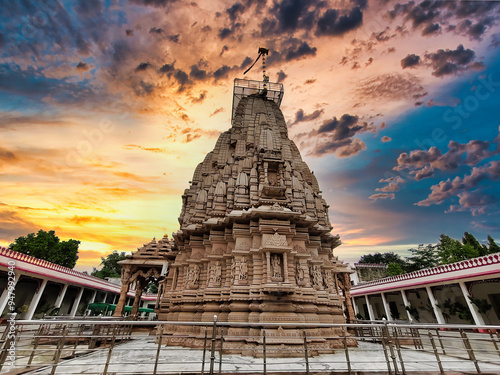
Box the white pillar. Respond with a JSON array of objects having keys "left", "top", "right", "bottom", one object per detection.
[
  {"left": 55, "top": 284, "right": 69, "bottom": 308},
  {"left": 0, "top": 273, "right": 19, "bottom": 315},
  {"left": 459, "top": 281, "right": 485, "bottom": 326},
  {"left": 89, "top": 290, "right": 97, "bottom": 304},
  {"left": 70, "top": 288, "right": 85, "bottom": 317},
  {"left": 381, "top": 292, "right": 392, "bottom": 321},
  {"left": 401, "top": 290, "right": 413, "bottom": 322},
  {"left": 365, "top": 295, "right": 375, "bottom": 320},
  {"left": 102, "top": 292, "right": 108, "bottom": 303},
  {"left": 426, "top": 286, "right": 445, "bottom": 324},
  {"left": 352, "top": 297, "right": 359, "bottom": 316},
  {"left": 25, "top": 279, "right": 48, "bottom": 320}
]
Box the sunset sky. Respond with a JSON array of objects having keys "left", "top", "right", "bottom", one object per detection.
[{"left": 1, "top": 0, "right": 500, "bottom": 271}]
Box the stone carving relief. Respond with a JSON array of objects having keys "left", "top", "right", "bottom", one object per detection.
[
  {"left": 209, "top": 261, "right": 222, "bottom": 286},
  {"left": 236, "top": 240, "right": 251, "bottom": 250},
  {"left": 293, "top": 244, "right": 306, "bottom": 253},
  {"left": 295, "top": 262, "right": 306, "bottom": 285},
  {"left": 324, "top": 269, "right": 335, "bottom": 290},
  {"left": 187, "top": 264, "right": 200, "bottom": 289},
  {"left": 231, "top": 258, "right": 248, "bottom": 284},
  {"left": 270, "top": 202, "right": 284, "bottom": 210},
  {"left": 271, "top": 253, "right": 283, "bottom": 281},
  {"left": 266, "top": 232, "right": 288, "bottom": 247},
  {"left": 310, "top": 265, "right": 323, "bottom": 288}
]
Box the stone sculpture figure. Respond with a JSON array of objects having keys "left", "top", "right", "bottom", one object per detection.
[
  {"left": 187, "top": 264, "right": 200, "bottom": 288},
  {"left": 210, "top": 261, "right": 222, "bottom": 286},
  {"left": 240, "top": 258, "right": 248, "bottom": 280},
  {"left": 271, "top": 254, "right": 282, "bottom": 280}
]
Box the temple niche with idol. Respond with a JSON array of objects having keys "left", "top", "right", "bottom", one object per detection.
[{"left": 117, "top": 52, "right": 356, "bottom": 356}]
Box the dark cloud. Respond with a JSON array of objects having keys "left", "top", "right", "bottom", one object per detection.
[
  {"left": 125, "top": 29, "right": 134, "bottom": 36},
  {"left": 401, "top": 54, "right": 420, "bottom": 69},
  {"left": 0, "top": 64, "right": 97, "bottom": 105},
  {"left": 75, "top": 62, "right": 90, "bottom": 71},
  {"left": 133, "top": 80, "right": 154, "bottom": 96},
  {"left": 220, "top": 45, "right": 229, "bottom": 56},
  {"left": 284, "top": 41, "right": 317, "bottom": 61},
  {"left": 149, "top": 27, "right": 164, "bottom": 34},
  {"left": 135, "top": 62, "right": 151, "bottom": 72},
  {"left": 174, "top": 70, "right": 190, "bottom": 91},
  {"left": 240, "top": 56, "right": 253, "bottom": 69},
  {"left": 219, "top": 27, "right": 234, "bottom": 40},
  {"left": 289, "top": 108, "right": 324, "bottom": 127},
  {"left": 169, "top": 34, "right": 179, "bottom": 43},
  {"left": 226, "top": 2, "right": 245, "bottom": 23},
  {"left": 277, "top": 70, "right": 287, "bottom": 83},
  {"left": 424, "top": 44, "right": 484, "bottom": 77},
  {"left": 213, "top": 65, "right": 231, "bottom": 80},
  {"left": 306, "top": 114, "right": 375, "bottom": 157},
  {"left": 316, "top": 7, "right": 363, "bottom": 36},
  {"left": 130, "top": 0, "right": 177, "bottom": 7},
  {"left": 421, "top": 22, "right": 440, "bottom": 36},
  {"left": 189, "top": 65, "right": 207, "bottom": 80},
  {"left": 159, "top": 63, "right": 175, "bottom": 75}
]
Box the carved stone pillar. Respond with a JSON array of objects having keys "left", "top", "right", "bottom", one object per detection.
[
  {"left": 342, "top": 273, "right": 355, "bottom": 322},
  {"left": 113, "top": 266, "right": 132, "bottom": 317},
  {"left": 131, "top": 277, "right": 145, "bottom": 317}
]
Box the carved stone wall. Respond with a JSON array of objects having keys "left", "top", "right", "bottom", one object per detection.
[{"left": 158, "top": 87, "right": 355, "bottom": 356}]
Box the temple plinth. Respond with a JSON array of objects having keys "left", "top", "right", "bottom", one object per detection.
[{"left": 155, "top": 79, "right": 355, "bottom": 356}]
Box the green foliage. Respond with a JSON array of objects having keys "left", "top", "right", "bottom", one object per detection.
[
  {"left": 487, "top": 235, "right": 500, "bottom": 253},
  {"left": 405, "top": 305, "right": 419, "bottom": 322},
  {"left": 438, "top": 299, "right": 473, "bottom": 323},
  {"left": 469, "top": 297, "right": 492, "bottom": 315},
  {"left": 358, "top": 252, "right": 406, "bottom": 266},
  {"left": 406, "top": 244, "right": 439, "bottom": 272},
  {"left": 462, "top": 232, "right": 488, "bottom": 256},
  {"left": 91, "top": 250, "right": 127, "bottom": 279},
  {"left": 437, "top": 234, "right": 476, "bottom": 264},
  {"left": 387, "top": 262, "right": 404, "bottom": 276},
  {"left": 9, "top": 230, "right": 80, "bottom": 268}
]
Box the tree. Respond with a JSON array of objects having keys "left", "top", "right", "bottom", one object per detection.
[
  {"left": 358, "top": 252, "right": 406, "bottom": 267},
  {"left": 437, "top": 234, "right": 467, "bottom": 264},
  {"left": 406, "top": 244, "right": 439, "bottom": 272},
  {"left": 487, "top": 235, "right": 500, "bottom": 253},
  {"left": 462, "top": 232, "right": 488, "bottom": 256},
  {"left": 9, "top": 230, "right": 79, "bottom": 268},
  {"left": 91, "top": 251, "right": 127, "bottom": 279},
  {"left": 387, "top": 263, "right": 404, "bottom": 276}
]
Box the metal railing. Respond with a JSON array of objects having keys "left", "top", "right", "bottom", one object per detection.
[{"left": 1, "top": 318, "right": 499, "bottom": 374}]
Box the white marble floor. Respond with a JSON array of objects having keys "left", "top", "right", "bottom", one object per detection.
[{"left": 9, "top": 336, "right": 500, "bottom": 374}]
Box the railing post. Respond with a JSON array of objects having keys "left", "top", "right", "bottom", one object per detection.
[
  {"left": 435, "top": 328, "right": 446, "bottom": 355},
  {"left": 262, "top": 329, "right": 267, "bottom": 375},
  {"left": 27, "top": 325, "right": 43, "bottom": 367},
  {"left": 384, "top": 323, "right": 399, "bottom": 374},
  {"left": 72, "top": 324, "right": 84, "bottom": 358},
  {"left": 153, "top": 324, "right": 163, "bottom": 375},
  {"left": 50, "top": 325, "right": 68, "bottom": 375},
  {"left": 0, "top": 324, "right": 17, "bottom": 372},
  {"left": 218, "top": 326, "right": 224, "bottom": 375},
  {"left": 209, "top": 315, "right": 218, "bottom": 375},
  {"left": 428, "top": 331, "right": 444, "bottom": 374},
  {"left": 342, "top": 326, "right": 352, "bottom": 374},
  {"left": 102, "top": 324, "right": 118, "bottom": 375},
  {"left": 201, "top": 328, "right": 208, "bottom": 375},
  {"left": 489, "top": 329, "right": 500, "bottom": 358},
  {"left": 380, "top": 324, "right": 393, "bottom": 375},
  {"left": 392, "top": 327, "right": 406, "bottom": 375},
  {"left": 460, "top": 330, "right": 481, "bottom": 374},
  {"left": 302, "top": 329, "right": 310, "bottom": 375}
]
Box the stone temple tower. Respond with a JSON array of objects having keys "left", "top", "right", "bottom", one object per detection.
[{"left": 158, "top": 78, "right": 355, "bottom": 355}]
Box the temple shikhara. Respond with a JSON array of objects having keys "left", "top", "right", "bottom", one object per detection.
[{"left": 115, "top": 61, "right": 355, "bottom": 355}]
